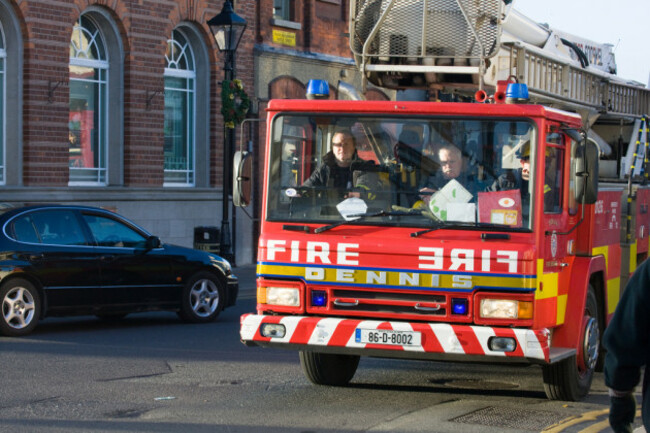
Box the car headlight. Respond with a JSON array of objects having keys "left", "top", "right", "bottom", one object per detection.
[
  {"left": 208, "top": 254, "right": 231, "bottom": 273},
  {"left": 480, "top": 299, "right": 533, "bottom": 320},
  {"left": 264, "top": 287, "right": 300, "bottom": 307}
]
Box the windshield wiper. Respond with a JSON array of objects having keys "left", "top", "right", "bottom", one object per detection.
[
  {"left": 314, "top": 209, "right": 414, "bottom": 234},
  {"left": 411, "top": 221, "right": 445, "bottom": 237},
  {"left": 411, "top": 221, "right": 525, "bottom": 237}
]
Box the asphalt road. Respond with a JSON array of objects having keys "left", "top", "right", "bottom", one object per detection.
[{"left": 0, "top": 265, "right": 644, "bottom": 433}]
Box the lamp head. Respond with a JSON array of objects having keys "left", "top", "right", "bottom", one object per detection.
[{"left": 208, "top": 1, "right": 247, "bottom": 52}]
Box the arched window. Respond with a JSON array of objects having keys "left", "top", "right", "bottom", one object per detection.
[
  {"left": 0, "top": 0, "right": 22, "bottom": 187},
  {"left": 0, "top": 23, "right": 6, "bottom": 184},
  {"left": 69, "top": 14, "right": 108, "bottom": 185},
  {"left": 164, "top": 29, "right": 196, "bottom": 186}
]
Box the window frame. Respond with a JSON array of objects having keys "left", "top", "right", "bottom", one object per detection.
[
  {"left": 68, "top": 14, "right": 109, "bottom": 186},
  {"left": 164, "top": 29, "right": 197, "bottom": 187},
  {"left": 0, "top": 23, "right": 6, "bottom": 185},
  {"left": 273, "top": 0, "right": 292, "bottom": 21}
]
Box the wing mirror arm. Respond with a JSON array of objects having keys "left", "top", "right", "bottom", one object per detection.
[{"left": 145, "top": 236, "right": 162, "bottom": 250}]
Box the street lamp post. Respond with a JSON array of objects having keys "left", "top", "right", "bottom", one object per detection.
[{"left": 208, "top": 1, "right": 247, "bottom": 265}]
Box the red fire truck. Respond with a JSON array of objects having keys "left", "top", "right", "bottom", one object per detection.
[{"left": 237, "top": 0, "right": 650, "bottom": 401}]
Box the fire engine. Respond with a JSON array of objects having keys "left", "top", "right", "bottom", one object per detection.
[{"left": 236, "top": 0, "right": 650, "bottom": 400}]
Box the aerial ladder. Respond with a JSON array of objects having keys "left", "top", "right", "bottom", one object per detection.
[{"left": 350, "top": 0, "right": 650, "bottom": 165}]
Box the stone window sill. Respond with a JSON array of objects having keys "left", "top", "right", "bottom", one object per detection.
[{"left": 271, "top": 19, "right": 301, "bottom": 31}]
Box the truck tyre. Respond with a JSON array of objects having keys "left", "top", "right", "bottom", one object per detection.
[
  {"left": 299, "top": 351, "right": 360, "bottom": 386},
  {"left": 0, "top": 278, "right": 41, "bottom": 337},
  {"left": 542, "top": 287, "right": 599, "bottom": 401}
]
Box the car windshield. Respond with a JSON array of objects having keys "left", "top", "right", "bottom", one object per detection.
[{"left": 266, "top": 114, "right": 536, "bottom": 231}]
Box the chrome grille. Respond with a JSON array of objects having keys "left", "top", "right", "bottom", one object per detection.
[{"left": 311, "top": 288, "right": 469, "bottom": 321}]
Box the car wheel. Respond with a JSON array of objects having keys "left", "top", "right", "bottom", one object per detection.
[
  {"left": 0, "top": 278, "right": 41, "bottom": 337},
  {"left": 178, "top": 271, "right": 224, "bottom": 323}
]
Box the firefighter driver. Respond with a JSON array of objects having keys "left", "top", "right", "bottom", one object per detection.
[{"left": 301, "top": 129, "right": 380, "bottom": 201}]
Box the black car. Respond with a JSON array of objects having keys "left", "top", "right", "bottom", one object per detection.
[{"left": 0, "top": 205, "right": 238, "bottom": 336}]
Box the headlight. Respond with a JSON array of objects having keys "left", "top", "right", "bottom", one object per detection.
[
  {"left": 222, "top": 259, "right": 232, "bottom": 273},
  {"left": 265, "top": 287, "right": 300, "bottom": 307},
  {"left": 208, "top": 254, "right": 231, "bottom": 272},
  {"left": 261, "top": 323, "right": 286, "bottom": 338},
  {"left": 480, "top": 299, "right": 533, "bottom": 320}
]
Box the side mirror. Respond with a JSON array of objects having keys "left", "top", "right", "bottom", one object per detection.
[
  {"left": 575, "top": 138, "right": 599, "bottom": 204},
  {"left": 233, "top": 150, "right": 253, "bottom": 207},
  {"left": 145, "top": 235, "right": 162, "bottom": 250}
]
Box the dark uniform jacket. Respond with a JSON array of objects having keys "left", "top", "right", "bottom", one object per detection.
[
  {"left": 421, "top": 169, "right": 479, "bottom": 196},
  {"left": 486, "top": 169, "right": 530, "bottom": 223},
  {"left": 488, "top": 168, "right": 561, "bottom": 214},
  {"left": 603, "top": 258, "right": 650, "bottom": 431},
  {"left": 303, "top": 151, "right": 376, "bottom": 191}
]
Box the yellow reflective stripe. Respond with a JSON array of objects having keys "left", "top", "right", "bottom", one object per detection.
[
  {"left": 556, "top": 294, "right": 567, "bottom": 325},
  {"left": 535, "top": 259, "right": 559, "bottom": 300},
  {"left": 258, "top": 263, "right": 534, "bottom": 290}
]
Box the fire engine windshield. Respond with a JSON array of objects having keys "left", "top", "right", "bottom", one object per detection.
[{"left": 267, "top": 114, "right": 536, "bottom": 231}]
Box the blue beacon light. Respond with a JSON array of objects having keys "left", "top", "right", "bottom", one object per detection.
[
  {"left": 311, "top": 290, "right": 328, "bottom": 307},
  {"left": 505, "top": 82, "right": 529, "bottom": 103},
  {"left": 451, "top": 298, "right": 468, "bottom": 315},
  {"left": 306, "top": 79, "right": 330, "bottom": 100}
]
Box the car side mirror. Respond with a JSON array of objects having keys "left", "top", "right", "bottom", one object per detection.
[{"left": 145, "top": 236, "right": 162, "bottom": 250}]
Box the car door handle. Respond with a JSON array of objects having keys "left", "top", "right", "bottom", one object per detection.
[
  {"left": 100, "top": 255, "right": 116, "bottom": 261},
  {"left": 28, "top": 253, "right": 44, "bottom": 260}
]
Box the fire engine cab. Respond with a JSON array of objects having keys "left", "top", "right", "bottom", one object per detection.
[{"left": 237, "top": 0, "right": 650, "bottom": 401}]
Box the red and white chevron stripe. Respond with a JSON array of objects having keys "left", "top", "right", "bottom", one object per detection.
[{"left": 240, "top": 314, "right": 550, "bottom": 361}]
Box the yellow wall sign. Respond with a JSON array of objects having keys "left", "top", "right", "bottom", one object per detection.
[{"left": 273, "top": 29, "right": 296, "bottom": 47}]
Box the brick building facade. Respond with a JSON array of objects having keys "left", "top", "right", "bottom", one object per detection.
[{"left": 1, "top": 0, "right": 389, "bottom": 266}]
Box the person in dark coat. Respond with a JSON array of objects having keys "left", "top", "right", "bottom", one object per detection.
[
  {"left": 603, "top": 257, "right": 650, "bottom": 433},
  {"left": 302, "top": 130, "right": 378, "bottom": 201}
]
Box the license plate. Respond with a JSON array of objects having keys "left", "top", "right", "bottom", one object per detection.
[{"left": 355, "top": 328, "right": 421, "bottom": 346}]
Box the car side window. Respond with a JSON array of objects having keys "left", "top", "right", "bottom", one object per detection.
[
  {"left": 11, "top": 216, "right": 41, "bottom": 243},
  {"left": 18, "top": 210, "right": 88, "bottom": 246},
  {"left": 82, "top": 213, "right": 147, "bottom": 248}
]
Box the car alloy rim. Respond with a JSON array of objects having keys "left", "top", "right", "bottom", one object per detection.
[
  {"left": 189, "top": 278, "right": 219, "bottom": 317},
  {"left": 2, "top": 287, "right": 36, "bottom": 329}
]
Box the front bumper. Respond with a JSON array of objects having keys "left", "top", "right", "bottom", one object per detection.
[
  {"left": 226, "top": 274, "right": 239, "bottom": 307},
  {"left": 240, "top": 314, "right": 552, "bottom": 363}
]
